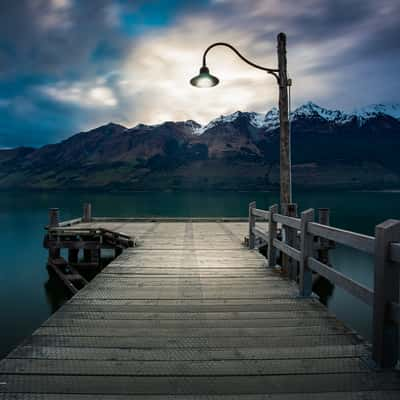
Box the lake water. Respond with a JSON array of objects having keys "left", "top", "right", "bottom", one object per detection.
[{"left": 0, "top": 190, "right": 399, "bottom": 358}]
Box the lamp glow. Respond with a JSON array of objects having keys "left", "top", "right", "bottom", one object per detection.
[{"left": 190, "top": 66, "right": 219, "bottom": 88}]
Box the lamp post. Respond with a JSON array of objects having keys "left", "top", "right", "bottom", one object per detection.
[{"left": 190, "top": 33, "right": 292, "bottom": 211}]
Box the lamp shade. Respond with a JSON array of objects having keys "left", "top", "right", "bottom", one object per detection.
[{"left": 190, "top": 66, "right": 219, "bottom": 88}]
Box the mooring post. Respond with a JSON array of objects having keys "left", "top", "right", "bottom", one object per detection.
[
  {"left": 299, "top": 208, "right": 314, "bottom": 297},
  {"left": 318, "top": 208, "right": 331, "bottom": 265},
  {"left": 49, "top": 208, "right": 59, "bottom": 228},
  {"left": 267, "top": 204, "right": 278, "bottom": 267},
  {"left": 48, "top": 208, "right": 60, "bottom": 260},
  {"left": 287, "top": 203, "right": 298, "bottom": 280},
  {"left": 372, "top": 219, "right": 400, "bottom": 368},
  {"left": 83, "top": 203, "right": 92, "bottom": 222},
  {"left": 248, "top": 201, "right": 256, "bottom": 249}
]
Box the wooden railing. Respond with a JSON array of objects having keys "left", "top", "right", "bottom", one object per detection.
[{"left": 248, "top": 201, "right": 400, "bottom": 369}]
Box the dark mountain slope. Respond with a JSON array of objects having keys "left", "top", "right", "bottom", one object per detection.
[{"left": 0, "top": 102, "right": 399, "bottom": 190}]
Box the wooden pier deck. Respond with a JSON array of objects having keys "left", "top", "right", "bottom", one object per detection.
[{"left": 1, "top": 219, "right": 400, "bottom": 398}]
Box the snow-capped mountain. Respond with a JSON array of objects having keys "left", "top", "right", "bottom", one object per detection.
[
  {"left": 1, "top": 101, "right": 400, "bottom": 190},
  {"left": 191, "top": 101, "right": 400, "bottom": 135}
]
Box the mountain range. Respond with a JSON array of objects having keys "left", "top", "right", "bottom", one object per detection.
[{"left": 1, "top": 101, "right": 399, "bottom": 190}]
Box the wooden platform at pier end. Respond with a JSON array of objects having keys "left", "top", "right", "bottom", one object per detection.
[{"left": 1, "top": 220, "right": 400, "bottom": 398}]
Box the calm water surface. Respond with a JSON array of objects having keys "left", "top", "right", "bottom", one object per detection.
[{"left": 0, "top": 190, "right": 399, "bottom": 358}]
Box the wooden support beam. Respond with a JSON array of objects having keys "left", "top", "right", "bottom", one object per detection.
[
  {"left": 68, "top": 248, "right": 79, "bottom": 264},
  {"left": 248, "top": 201, "right": 256, "bottom": 249},
  {"left": 299, "top": 208, "right": 314, "bottom": 297},
  {"left": 318, "top": 208, "right": 331, "bottom": 265},
  {"left": 115, "top": 247, "right": 123, "bottom": 257},
  {"left": 287, "top": 203, "right": 298, "bottom": 281},
  {"left": 48, "top": 208, "right": 60, "bottom": 260},
  {"left": 267, "top": 204, "right": 278, "bottom": 267},
  {"left": 372, "top": 219, "right": 400, "bottom": 368},
  {"left": 83, "top": 203, "right": 92, "bottom": 223}
]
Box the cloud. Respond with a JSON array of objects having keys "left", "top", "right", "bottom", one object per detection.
[
  {"left": 0, "top": 0, "right": 127, "bottom": 77},
  {"left": 0, "top": 0, "right": 400, "bottom": 147},
  {"left": 114, "top": 0, "right": 400, "bottom": 126},
  {"left": 41, "top": 81, "right": 118, "bottom": 108}
]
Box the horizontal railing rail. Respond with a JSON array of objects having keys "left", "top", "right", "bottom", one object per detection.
[
  {"left": 248, "top": 201, "right": 400, "bottom": 369},
  {"left": 308, "top": 222, "right": 375, "bottom": 254}
]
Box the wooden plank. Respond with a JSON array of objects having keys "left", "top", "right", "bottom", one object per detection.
[
  {"left": 51, "top": 310, "right": 329, "bottom": 321},
  {"left": 57, "top": 217, "right": 82, "bottom": 227},
  {"left": 273, "top": 238, "right": 301, "bottom": 262},
  {"left": 1, "top": 373, "right": 400, "bottom": 395},
  {"left": 273, "top": 213, "right": 301, "bottom": 230},
  {"left": 42, "top": 317, "right": 337, "bottom": 329},
  {"left": 25, "top": 333, "right": 359, "bottom": 349},
  {"left": 1, "top": 391, "right": 400, "bottom": 400},
  {"left": 252, "top": 227, "right": 269, "bottom": 242},
  {"left": 252, "top": 208, "right": 270, "bottom": 219},
  {"left": 308, "top": 222, "right": 375, "bottom": 254},
  {"left": 308, "top": 257, "right": 374, "bottom": 306},
  {"left": 34, "top": 324, "right": 349, "bottom": 338},
  {"left": 9, "top": 344, "right": 367, "bottom": 361},
  {"left": 0, "top": 357, "right": 368, "bottom": 376}
]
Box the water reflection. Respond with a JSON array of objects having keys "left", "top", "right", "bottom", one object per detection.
[{"left": 44, "top": 266, "right": 71, "bottom": 313}]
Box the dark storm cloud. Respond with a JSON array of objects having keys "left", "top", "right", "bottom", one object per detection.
[{"left": 0, "top": 0, "right": 128, "bottom": 78}]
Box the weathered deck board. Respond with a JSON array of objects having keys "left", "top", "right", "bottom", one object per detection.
[{"left": 1, "top": 220, "right": 399, "bottom": 398}]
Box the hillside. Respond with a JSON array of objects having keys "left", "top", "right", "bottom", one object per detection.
[{"left": 0, "top": 102, "right": 399, "bottom": 190}]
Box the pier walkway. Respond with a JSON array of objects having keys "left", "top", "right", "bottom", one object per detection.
[{"left": 1, "top": 217, "right": 400, "bottom": 398}]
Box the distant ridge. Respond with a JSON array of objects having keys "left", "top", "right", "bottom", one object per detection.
[{"left": 0, "top": 102, "right": 399, "bottom": 190}]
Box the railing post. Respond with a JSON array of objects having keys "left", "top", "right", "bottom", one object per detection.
[
  {"left": 318, "top": 208, "right": 331, "bottom": 265},
  {"left": 287, "top": 203, "right": 298, "bottom": 280},
  {"left": 83, "top": 203, "right": 92, "bottom": 223},
  {"left": 248, "top": 201, "right": 256, "bottom": 249},
  {"left": 49, "top": 208, "right": 59, "bottom": 228},
  {"left": 299, "top": 208, "right": 314, "bottom": 297},
  {"left": 268, "top": 204, "right": 278, "bottom": 267},
  {"left": 372, "top": 219, "right": 400, "bottom": 368},
  {"left": 48, "top": 208, "right": 60, "bottom": 260}
]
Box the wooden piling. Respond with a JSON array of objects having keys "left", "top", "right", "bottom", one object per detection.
[
  {"left": 372, "top": 219, "right": 400, "bottom": 368},
  {"left": 299, "top": 208, "right": 314, "bottom": 297},
  {"left": 267, "top": 204, "right": 278, "bottom": 267},
  {"left": 48, "top": 208, "right": 60, "bottom": 260},
  {"left": 287, "top": 203, "right": 298, "bottom": 280},
  {"left": 68, "top": 248, "right": 79, "bottom": 264},
  {"left": 248, "top": 201, "right": 256, "bottom": 249},
  {"left": 318, "top": 208, "right": 331, "bottom": 265},
  {"left": 83, "top": 203, "right": 92, "bottom": 223}
]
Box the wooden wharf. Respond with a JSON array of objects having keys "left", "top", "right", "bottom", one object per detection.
[{"left": 1, "top": 202, "right": 400, "bottom": 398}]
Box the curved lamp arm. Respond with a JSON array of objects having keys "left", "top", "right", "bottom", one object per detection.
[{"left": 202, "top": 42, "right": 279, "bottom": 81}]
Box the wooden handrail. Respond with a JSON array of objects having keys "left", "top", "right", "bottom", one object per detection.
[
  {"left": 308, "top": 222, "right": 375, "bottom": 254},
  {"left": 252, "top": 227, "right": 269, "bottom": 242},
  {"left": 273, "top": 213, "right": 301, "bottom": 230},
  {"left": 308, "top": 257, "right": 374, "bottom": 306},
  {"left": 273, "top": 238, "right": 301, "bottom": 262},
  {"left": 252, "top": 208, "right": 270, "bottom": 219},
  {"left": 247, "top": 201, "right": 400, "bottom": 368},
  {"left": 390, "top": 242, "right": 400, "bottom": 263}
]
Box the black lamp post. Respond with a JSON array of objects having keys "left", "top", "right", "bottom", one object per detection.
[{"left": 190, "top": 33, "right": 292, "bottom": 211}]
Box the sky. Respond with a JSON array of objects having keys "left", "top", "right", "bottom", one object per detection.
[{"left": 0, "top": 0, "right": 400, "bottom": 148}]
